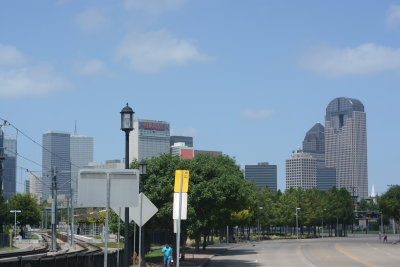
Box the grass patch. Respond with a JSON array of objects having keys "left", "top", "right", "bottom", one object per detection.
[
  {"left": 97, "top": 242, "right": 124, "bottom": 248},
  {"left": 145, "top": 248, "right": 163, "bottom": 263},
  {"left": 31, "top": 236, "right": 39, "bottom": 240},
  {"left": 0, "top": 246, "right": 18, "bottom": 252}
]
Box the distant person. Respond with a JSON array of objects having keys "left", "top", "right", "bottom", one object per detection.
[
  {"left": 383, "top": 232, "right": 388, "bottom": 243},
  {"left": 162, "top": 243, "right": 173, "bottom": 267}
]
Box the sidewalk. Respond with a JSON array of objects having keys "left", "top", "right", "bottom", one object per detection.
[{"left": 148, "top": 243, "right": 237, "bottom": 267}]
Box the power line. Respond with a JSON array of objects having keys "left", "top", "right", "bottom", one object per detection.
[
  {"left": 0, "top": 118, "right": 80, "bottom": 169},
  {"left": 4, "top": 148, "right": 47, "bottom": 171}
]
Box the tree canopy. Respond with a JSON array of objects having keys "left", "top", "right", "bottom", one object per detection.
[{"left": 8, "top": 193, "right": 41, "bottom": 227}]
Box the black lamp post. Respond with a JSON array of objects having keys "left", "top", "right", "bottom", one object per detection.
[
  {"left": 139, "top": 159, "right": 147, "bottom": 267},
  {"left": 120, "top": 103, "right": 134, "bottom": 267}
]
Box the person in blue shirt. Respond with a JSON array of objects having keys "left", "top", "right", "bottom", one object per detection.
[{"left": 162, "top": 243, "right": 173, "bottom": 267}]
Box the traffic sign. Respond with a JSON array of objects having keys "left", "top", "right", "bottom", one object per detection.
[
  {"left": 113, "top": 193, "right": 158, "bottom": 227},
  {"left": 174, "top": 170, "right": 189, "bottom": 193}
]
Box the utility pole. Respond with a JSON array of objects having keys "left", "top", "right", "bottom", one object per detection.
[{"left": 51, "top": 166, "right": 58, "bottom": 252}]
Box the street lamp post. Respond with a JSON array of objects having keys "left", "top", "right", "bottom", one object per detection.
[
  {"left": 258, "top": 207, "right": 263, "bottom": 241},
  {"left": 121, "top": 103, "right": 134, "bottom": 267},
  {"left": 139, "top": 160, "right": 147, "bottom": 267},
  {"left": 9, "top": 210, "right": 21, "bottom": 237},
  {"left": 321, "top": 208, "right": 326, "bottom": 239},
  {"left": 296, "top": 208, "right": 301, "bottom": 240}
]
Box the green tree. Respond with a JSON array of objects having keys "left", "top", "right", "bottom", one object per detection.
[
  {"left": 8, "top": 193, "right": 41, "bottom": 227},
  {"left": 0, "top": 194, "right": 8, "bottom": 233},
  {"left": 143, "top": 153, "right": 253, "bottom": 251},
  {"left": 379, "top": 185, "right": 400, "bottom": 222}
]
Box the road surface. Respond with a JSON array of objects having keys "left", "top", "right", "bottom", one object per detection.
[{"left": 205, "top": 235, "right": 400, "bottom": 267}]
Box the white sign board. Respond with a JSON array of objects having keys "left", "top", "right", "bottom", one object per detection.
[
  {"left": 77, "top": 169, "right": 139, "bottom": 208},
  {"left": 173, "top": 192, "right": 188, "bottom": 220},
  {"left": 112, "top": 193, "right": 158, "bottom": 227}
]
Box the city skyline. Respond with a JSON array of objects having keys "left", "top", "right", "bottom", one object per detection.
[{"left": 1, "top": 1, "right": 400, "bottom": 195}]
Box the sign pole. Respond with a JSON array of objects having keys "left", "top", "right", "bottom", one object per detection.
[
  {"left": 139, "top": 194, "right": 142, "bottom": 266},
  {"left": 117, "top": 207, "right": 121, "bottom": 267},
  {"left": 104, "top": 173, "right": 110, "bottom": 267},
  {"left": 176, "top": 171, "right": 183, "bottom": 267}
]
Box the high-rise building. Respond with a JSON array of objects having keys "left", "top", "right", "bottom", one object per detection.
[
  {"left": 129, "top": 120, "right": 170, "bottom": 163},
  {"left": 170, "top": 136, "right": 193, "bottom": 148},
  {"left": 0, "top": 129, "right": 4, "bottom": 196},
  {"left": 286, "top": 151, "right": 318, "bottom": 190},
  {"left": 245, "top": 162, "right": 277, "bottom": 191},
  {"left": 171, "top": 142, "right": 194, "bottom": 160},
  {"left": 194, "top": 150, "right": 222, "bottom": 157},
  {"left": 2, "top": 136, "right": 17, "bottom": 199},
  {"left": 42, "top": 131, "right": 71, "bottom": 201},
  {"left": 316, "top": 167, "right": 336, "bottom": 192},
  {"left": 325, "top": 97, "right": 368, "bottom": 197},
  {"left": 70, "top": 135, "right": 93, "bottom": 204},
  {"left": 28, "top": 174, "right": 42, "bottom": 201},
  {"left": 303, "top": 122, "right": 325, "bottom": 167}
]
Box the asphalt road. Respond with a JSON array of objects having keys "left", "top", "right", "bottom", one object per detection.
[{"left": 205, "top": 235, "right": 400, "bottom": 267}]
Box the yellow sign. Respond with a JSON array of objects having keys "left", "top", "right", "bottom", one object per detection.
[{"left": 174, "top": 170, "right": 190, "bottom": 193}]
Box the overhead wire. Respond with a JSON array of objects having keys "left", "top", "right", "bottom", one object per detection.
[{"left": 0, "top": 117, "right": 81, "bottom": 169}]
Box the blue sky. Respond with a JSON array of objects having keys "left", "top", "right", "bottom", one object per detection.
[{"left": 1, "top": 0, "right": 400, "bottom": 195}]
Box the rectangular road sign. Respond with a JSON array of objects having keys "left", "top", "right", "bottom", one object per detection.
[
  {"left": 173, "top": 192, "right": 188, "bottom": 220},
  {"left": 174, "top": 170, "right": 190, "bottom": 193},
  {"left": 77, "top": 169, "right": 139, "bottom": 208}
]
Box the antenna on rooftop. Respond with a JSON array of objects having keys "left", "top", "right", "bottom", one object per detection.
[{"left": 74, "top": 120, "right": 77, "bottom": 135}]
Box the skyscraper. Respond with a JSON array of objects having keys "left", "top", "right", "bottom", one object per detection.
[
  {"left": 325, "top": 97, "right": 368, "bottom": 197},
  {"left": 42, "top": 131, "right": 71, "bottom": 201},
  {"left": 286, "top": 151, "right": 318, "bottom": 190},
  {"left": 70, "top": 135, "right": 93, "bottom": 204},
  {"left": 2, "top": 136, "right": 17, "bottom": 199},
  {"left": 303, "top": 122, "right": 325, "bottom": 167},
  {"left": 245, "top": 162, "right": 277, "bottom": 191},
  {"left": 129, "top": 120, "right": 170, "bottom": 163},
  {"left": 170, "top": 136, "right": 194, "bottom": 148}
]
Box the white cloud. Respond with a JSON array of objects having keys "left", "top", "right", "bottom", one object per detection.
[
  {"left": 124, "top": 0, "right": 186, "bottom": 14},
  {"left": 0, "top": 44, "right": 27, "bottom": 67},
  {"left": 171, "top": 127, "right": 197, "bottom": 137},
  {"left": 240, "top": 109, "right": 275, "bottom": 120},
  {"left": 300, "top": 43, "right": 400, "bottom": 77},
  {"left": 386, "top": 5, "right": 400, "bottom": 29},
  {"left": 0, "top": 44, "right": 70, "bottom": 99},
  {"left": 116, "top": 30, "right": 210, "bottom": 73},
  {"left": 75, "top": 8, "right": 109, "bottom": 32},
  {"left": 76, "top": 59, "right": 107, "bottom": 77},
  {"left": 0, "top": 64, "right": 70, "bottom": 99}
]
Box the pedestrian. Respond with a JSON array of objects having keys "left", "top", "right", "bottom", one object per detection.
[
  {"left": 162, "top": 243, "right": 173, "bottom": 267},
  {"left": 383, "top": 232, "right": 387, "bottom": 243}
]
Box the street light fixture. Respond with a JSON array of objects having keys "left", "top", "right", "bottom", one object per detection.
[
  {"left": 120, "top": 103, "right": 134, "bottom": 267},
  {"left": 139, "top": 159, "right": 147, "bottom": 267},
  {"left": 9, "top": 210, "right": 21, "bottom": 237},
  {"left": 296, "top": 207, "right": 301, "bottom": 240}
]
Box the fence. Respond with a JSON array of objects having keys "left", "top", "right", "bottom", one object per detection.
[
  {"left": 0, "top": 234, "right": 9, "bottom": 248},
  {"left": 0, "top": 250, "right": 124, "bottom": 267}
]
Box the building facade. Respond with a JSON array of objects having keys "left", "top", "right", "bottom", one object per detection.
[
  {"left": 42, "top": 131, "right": 71, "bottom": 201},
  {"left": 130, "top": 120, "right": 170, "bottom": 163},
  {"left": 28, "top": 174, "right": 43, "bottom": 200},
  {"left": 70, "top": 135, "right": 93, "bottom": 204},
  {"left": 2, "top": 136, "right": 17, "bottom": 199},
  {"left": 286, "top": 151, "right": 318, "bottom": 190},
  {"left": 171, "top": 142, "right": 194, "bottom": 160},
  {"left": 325, "top": 97, "right": 368, "bottom": 197},
  {"left": 316, "top": 167, "right": 336, "bottom": 192},
  {"left": 170, "top": 136, "right": 193, "bottom": 148},
  {"left": 245, "top": 162, "right": 277, "bottom": 191}
]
